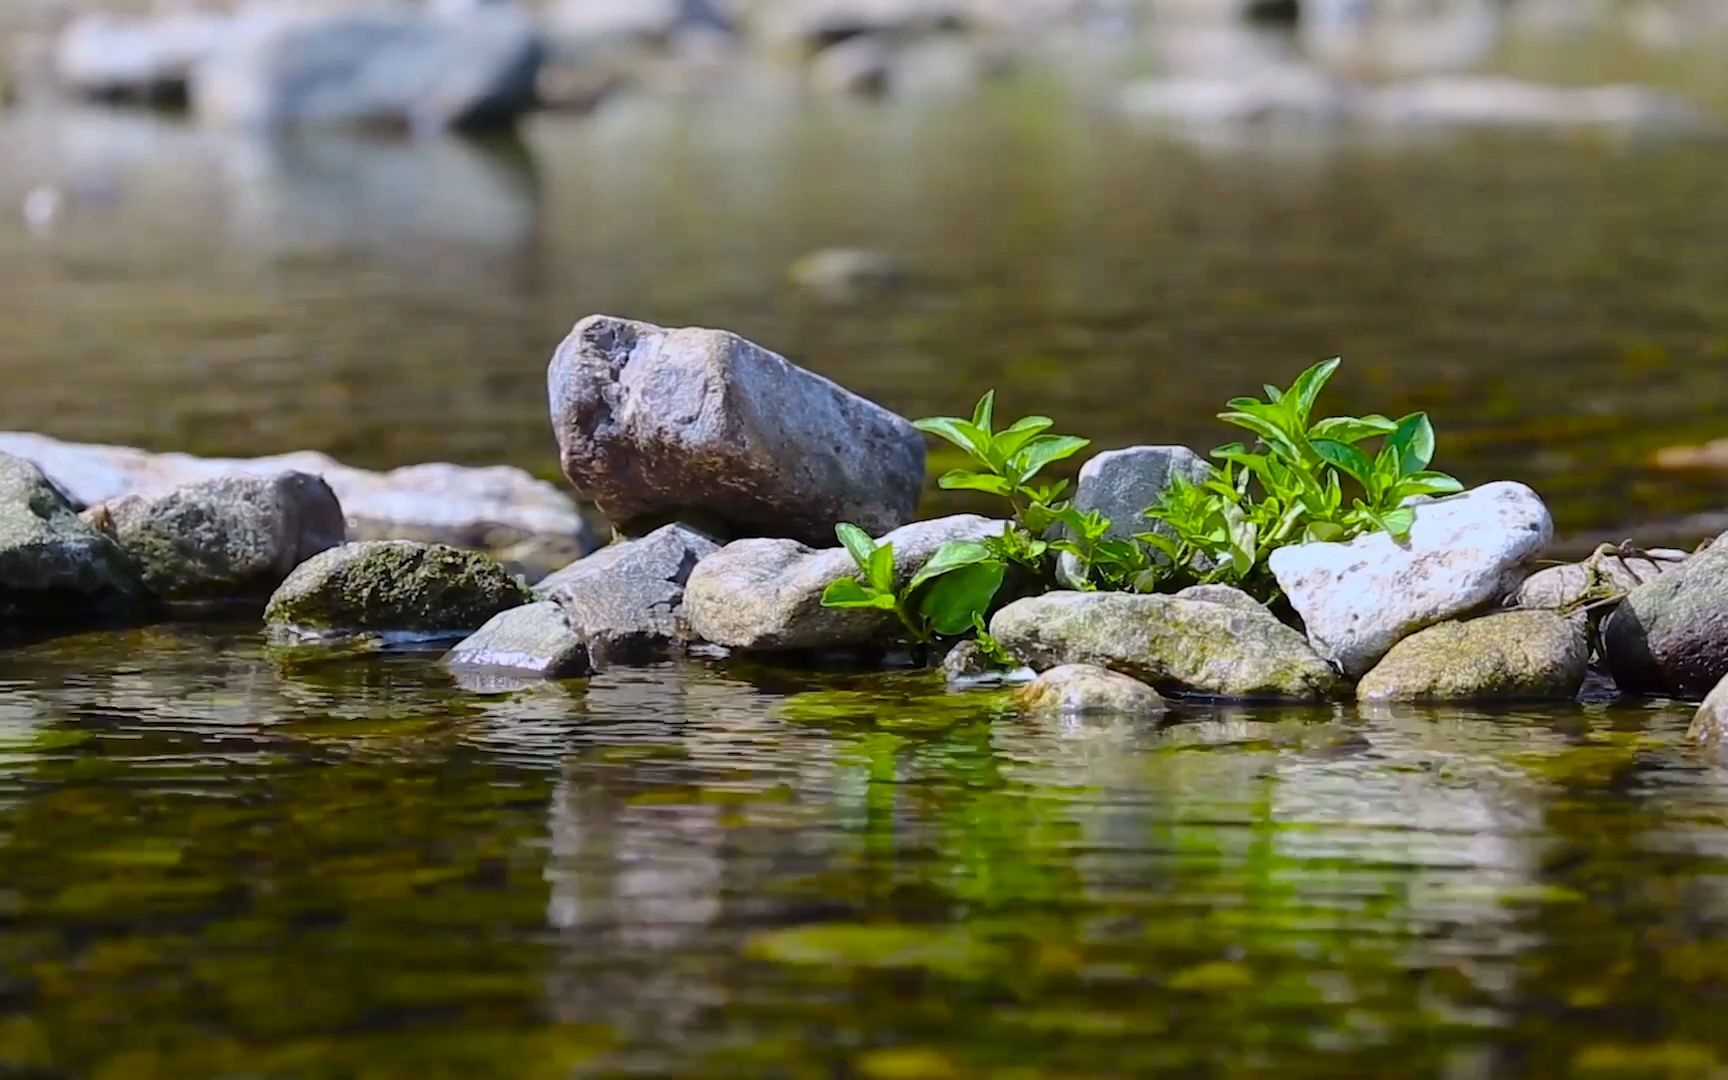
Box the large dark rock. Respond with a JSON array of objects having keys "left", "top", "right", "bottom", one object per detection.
[
  {"left": 548, "top": 315, "right": 925, "bottom": 546},
  {"left": 1603, "top": 538, "right": 1728, "bottom": 696},
  {"left": 0, "top": 453, "right": 143, "bottom": 625},
  {"left": 87, "top": 472, "right": 344, "bottom": 606},
  {"left": 535, "top": 523, "right": 719, "bottom": 660},
  {"left": 264, "top": 541, "right": 529, "bottom": 639}
]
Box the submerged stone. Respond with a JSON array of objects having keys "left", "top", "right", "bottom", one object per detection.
[
  {"left": 1356, "top": 611, "right": 1588, "bottom": 702},
  {"left": 1270, "top": 482, "right": 1552, "bottom": 679},
  {"left": 0, "top": 452, "right": 143, "bottom": 625},
  {"left": 444, "top": 601, "right": 594, "bottom": 679},
  {"left": 547, "top": 314, "right": 925, "bottom": 546},
  {"left": 682, "top": 515, "right": 1001, "bottom": 651},
  {"left": 988, "top": 591, "right": 1340, "bottom": 701},
  {"left": 536, "top": 523, "right": 719, "bottom": 660},
  {"left": 87, "top": 472, "right": 344, "bottom": 606},
  {"left": 1603, "top": 537, "right": 1728, "bottom": 697},
  {"left": 1016, "top": 664, "right": 1166, "bottom": 716},
  {"left": 264, "top": 540, "right": 530, "bottom": 638}
]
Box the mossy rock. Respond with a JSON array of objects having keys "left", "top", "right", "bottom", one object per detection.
[
  {"left": 263, "top": 540, "right": 530, "bottom": 638},
  {"left": 0, "top": 452, "right": 143, "bottom": 625},
  {"left": 1357, "top": 611, "right": 1587, "bottom": 702}
]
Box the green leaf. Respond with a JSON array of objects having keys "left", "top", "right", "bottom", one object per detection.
[
  {"left": 1310, "top": 437, "right": 1374, "bottom": 487},
  {"left": 970, "top": 390, "right": 995, "bottom": 435},
  {"left": 1385, "top": 412, "right": 1435, "bottom": 476},
  {"left": 1262, "top": 385, "right": 1283, "bottom": 402},
  {"left": 1309, "top": 414, "right": 1397, "bottom": 444},
  {"left": 1218, "top": 409, "right": 1304, "bottom": 464},
  {"left": 1010, "top": 435, "right": 1090, "bottom": 483},
  {"left": 1389, "top": 471, "right": 1464, "bottom": 503},
  {"left": 1303, "top": 520, "right": 1345, "bottom": 543},
  {"left": 1222, "top": 501, "right": 1258, "bottom": 577},
  {"left": 821, "top": 577, "right": 897, "bottom": 610},
  {"left": 937, "top": 470, "right": 1016, "bottom": 497},
  {"left": 834, "top": 523, "right": 875, "bottom": 573},
  {"left": 918, "top": 560, "right": 1006, "bottom": 636},
  {"left": 906, "top": 540, "right": 994, "bottom": 594},
  {"left": 866, "top": 541, "right": 896, "bottom": 593},
  {"left": 912, "top": 417, "right": 991, "bottom": 461},
  {"left": 1288, "top": 357, "right": 1341, "bottom": 426},
  {"left": 1379, "top": 506, "right": 1416, "bottom": 539},
  {"left": 993, "top": 416, "right": 1055, "bottom": 460}
]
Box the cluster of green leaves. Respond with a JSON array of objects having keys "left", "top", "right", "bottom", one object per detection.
[
  {"left": 1142, "top": 358, "right": 1462, "bottom": 592},
  {"left": 821, "top": 359, "right": 1463, "bottom": 647}
]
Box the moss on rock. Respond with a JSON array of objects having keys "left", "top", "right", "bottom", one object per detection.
[
  {"left": 264, "top": 540, "right": 530, "bottom": 637},
  {"left": 1357, "top": 611, "right": 1587, "bottom": 702}
]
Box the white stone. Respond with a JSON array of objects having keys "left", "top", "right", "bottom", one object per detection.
[{"left": 1269, "top": 481, "right": 1552, "bottom": 679}]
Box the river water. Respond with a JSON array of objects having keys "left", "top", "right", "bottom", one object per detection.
[{"left": 4, "top": 20, "right": 1728, "bottom": 1078}]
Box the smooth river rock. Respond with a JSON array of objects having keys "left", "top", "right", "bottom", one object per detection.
[
  {"left": 536, "top": 523, "right": 719, "bottom": 660},
  {"left": 1016, "top": 664, "right": 1166, "bottom": 716},
  {"left": 1603, "top": 537, "right": 1728, "bottom": 697},
  {"left": 1687, "top": 673, "right": 1728, "bottom": 752},
  {"left": 1174, "top": 583, "right": 1268, "bottom": 614},
  {"left": 1269, "top": 482, "right": 1552, "bottom": 679},
  {"left": 1056, "top": 445, "right": 1211, "bottom": 589},
  {"left": 548, "top": 315, "right": 925, "bottom": 546},
  {"left": 86, "top": 472, "right": 344, "bottom": 606},
  {"left": 444, "top": 601, "right": 594, "bottom": 679},
  {"left": 1356, "top": 611, "right": 1588, "bottom": 702},
  {"left": 682, "top": 515, "right": 1001, "bottom": 651},
  {"left": 988, "top": 591, "right": 1342, "bottom": 700},
  {"left": 0, "top": 432, "right": 597, "bottom": 557},
  {"left": 264, "top": 541, "right": 530, "bottom": 639},
  {"left": 1514, "top": 544, "right": 1686, "bottom": 626},
  {"left": 0, "top": 453, "right": 142, "bottom": 624}
]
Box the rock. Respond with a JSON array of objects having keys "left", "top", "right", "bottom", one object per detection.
[
  {"left": 1056, "top": 445, "right": 1211, "bottom": 588},
  {"left": 788, "top": 248, "right": 904, "bottom": 301},
  {"left": 1356, "top": 611, "right": 1588, "bottom": 702},
  {"left": 1687, "top": 673, "right": 1728, "bottom": 752},
  {"left": 545, "top": 0, "right": 732, "bottom": 52},
  {"left": 548, "top": 315, "right": 924, "bottom": 545},
  {"left": 682, "top": 515, "right": 1001, "bottom": 651},
  {"left": 1269, "top": 482, "right": 1552, "bottom": 679},
  {"left": 1513, "top": 545, "right": 1685, "bottom": 625},
  {"left": 1118, "top": 67, "right": 1354, "bottom": 125},
  {"left": 86, "top": 472, "right": 344, "bottom": 606},
  {"left": 1173, "top": 583, "right": 1267, "bottom": 613},
  {"left": 443, "top": 601, "right": 594, "bottom": 679},
  {"left": 535, "top": 523, "right": 720, "bottom": 660},
  {"left": 193, "top": 7, "right": 543, "bottom": 133},
  {"left": 0, "top": 453, "right": 142, "bottom": 625},
  {"left": 1362, "top": 76, "right": 1719, "bottom": 133},
  {"left": 264, "top": 541, "right": 530, "bottom": 639},
  {"left": 988, "top": 591, "right": 1341, "bottom": 700},
  {"left": 1016, "top": 663, "right": 1166, "bottom": 715},
  {"left": 942, "top": 637, "right": 1032, "bottom": 686},
  {"left": 809, "top": 36, "right": 893, "bottom": 96},
  {"left": 1603, "top": 537, "right": 1728, "bottom": 696},
  {"left": 0, "top": 433, "right": 597, "bottom": 560},
  {"left": 54, "top": 11, "right": 227, "bottom": 104}
]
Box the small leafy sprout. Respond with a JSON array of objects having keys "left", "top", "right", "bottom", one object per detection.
[
  {"left": 1048, "top": 505, "right": 1156, "bottom": 592},
  {"left": 913, "top": 391, "right": 1089, "bottom": 524},
  {"left": 820, "top": 524, "right": 1006, "bottom": 643}
]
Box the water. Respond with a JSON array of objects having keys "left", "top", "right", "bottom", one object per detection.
[{"left": 6, "top": 18, "right": 1728, "bottom": 1077}]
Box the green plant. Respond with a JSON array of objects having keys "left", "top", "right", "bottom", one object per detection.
[
  {"left": 913, "top": 391, "right": 1089, "bottom": 535},
  {"left": 820, "top": 524, "right": 1006, "bottom": 643}
]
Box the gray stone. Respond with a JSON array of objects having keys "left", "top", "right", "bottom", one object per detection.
[
  {"left": 1687, "top": 673, "right": 1728, "bottom": 752},
  {"left": 548, "top": 315, "right": 925, "bottom": 546},
  {"left": 0, "top": 453, "right": 142, "bottom": 624},
  {"left": 1603, "top": 537, "right": 1728, "bottom": 696},
  {"left": 988, "top": 591, "right": 1341, "bottom": 700},
  {"left": 788, "top": 247, "right": 903, "bottom": 301},
  {"left": 682, "top": 515, "right": 1001, "bottom": 651},
  {"left": 1016, "top": 663, "right": 1166, "bottom": 716},
  {"left": 444, "top": 601, "right": 594, "bottom": 679},
  {"left": 1057, "top": 445, "right": 1210, "bottom": 589},
  {"left": 86, "top": 473, "right": 344, "bottom": 605},
  {"left": 1269, "top": 482, "right": 1552, "bottom": 679},
  {"left": 1174, "top": 583, "right": 1267, "bottom": 614},
  {"left": 193, "top": 7, "right": 543, "bottom": 133},
  {"left": 264, "top": 540, "right": 530, "bottom": 638},
  {"left": 0, "top": 432, "right": 596, "bottom": 559},
  {"left": 536, "top": 523, "right": 720, "bottom": 659},
  {"left": 1356, "top": 611, "right": 1588, "bottom": 702},
  {"left": 54, "top": 11, "right": 227, "bottom": 103},
  {"left": 1514, "top": 545, "right": 1686, "bottom": 625}
]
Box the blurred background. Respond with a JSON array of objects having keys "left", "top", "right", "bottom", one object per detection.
[{"left": 3, "top": 0, "right": 1728, "bottom": 547}]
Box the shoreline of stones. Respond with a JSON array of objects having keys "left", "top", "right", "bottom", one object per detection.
[{"left": 6, "top": 312, "right": 1728, "bottom": 750}]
